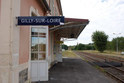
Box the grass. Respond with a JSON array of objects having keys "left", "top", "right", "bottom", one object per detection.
[{"left": 62, "top": 50, "right": 79, "bottom": 58}]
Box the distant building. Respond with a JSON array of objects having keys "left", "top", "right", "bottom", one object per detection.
[{"left": 0, "top": 0, "right": 89, "bottom": 83}]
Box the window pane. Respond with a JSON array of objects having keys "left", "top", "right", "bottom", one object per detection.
[
  {"left": 39, "top": 44, "right": 46, "bottom": 51},
  {"left": 32, "top": 37, "right": 38, "bottom": 44},
  {"left": 39, "top": 37, "right": 46, "bottom": 44},
  {"left": 32, "top": 28, "right": 39, "bottom": 32},
  {"left": 31, "top": 53, "right": 38, "bottom": 60},
  {"left": 31, "top": 45, "right": 38, "bottom": 51},
  {"left": 39, "top": 33, "right": 46, "bottom": 35},
  {"left": 39, "top": 35, "right": 46, "bottom": 37},
  {"left": 31, "top": 28, "right": 47, "bottom": 61},
  {"left": 32, "top": 28, "right": 38, "bottom": 36},
  {"left": 38, "top": 28, "right": 46, "bottom": 33},
  {"left": 31, "top": 37, "right": 38, "bottom": 51},
  {"left": 32, "top": 32, "right": 38, "bottom": 36},
  {"left": 39, "top": 53, "right": 46, "bottom": 60}
]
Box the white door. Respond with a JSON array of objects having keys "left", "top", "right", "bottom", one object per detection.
[{"left": 30, "top": 26, "right": 48, "bottom": 82}]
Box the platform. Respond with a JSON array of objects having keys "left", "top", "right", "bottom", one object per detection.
[{"left": 36, "top": 58, "right": 116, "bottom": 83}]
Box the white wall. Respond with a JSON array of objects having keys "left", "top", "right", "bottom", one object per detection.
[{"left": 0, "top": 0, "right": 12, "bottom": 83}]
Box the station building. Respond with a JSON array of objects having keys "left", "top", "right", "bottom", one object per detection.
[{"left": 0, "top": 0, "right": 89, "bottom": 83}]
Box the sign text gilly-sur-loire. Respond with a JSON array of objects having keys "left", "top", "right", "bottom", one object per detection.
[{"left": 17, "top": 16, "right": 64, "bottom": 25}]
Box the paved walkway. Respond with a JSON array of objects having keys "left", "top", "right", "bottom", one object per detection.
[{"left": 42, "top": 58, "right": 116, "bottom": 83}]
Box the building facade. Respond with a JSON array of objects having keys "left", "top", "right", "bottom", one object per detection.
[{"left": 0, "top": 0, "right": 89, "bottom": 83}]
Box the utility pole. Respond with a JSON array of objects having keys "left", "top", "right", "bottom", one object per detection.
[{"left": 113, "top": 33, "right": 121, "bottom": 54}]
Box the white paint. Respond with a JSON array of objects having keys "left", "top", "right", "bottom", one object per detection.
[
  {"left": 30, "top": 6, "right": 40, "bottom": 16},
  {"left": 0, "top": 0, "right": 12, "bottom": 83},
  {"left": 50, "top": 32, "right": 54, "bottom": 65},
  {"left": 29, "top": 6, "right": 49, "bottom": 82},
  {"left": 0, "top": 0, "right": 11, "bottom": 54},
  {"left": 56, "top": 53, "right": 62, "bottom": 62},
  {"left": 11, "top": 0, "right": 21, "bottom": 83},
  {"left": 31, "top": 26, "right": 49, "bottom": 82},
  {"left": 12, "top": 54, "right": 19, "bottom": 67},
  {"left": 31, "top": 61, "right": 48, "bottom": 81},
  {"left": 29, "top": 6, "right": 41, "bottom": 82}
]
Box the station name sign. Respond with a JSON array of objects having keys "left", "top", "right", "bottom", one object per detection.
[{"left": 17, "top": 16, "right": 64, "bottom": 25}]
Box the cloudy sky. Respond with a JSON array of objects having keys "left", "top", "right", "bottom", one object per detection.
[{"left": 61, "top": 0, "right": 124, "bottom": 46}]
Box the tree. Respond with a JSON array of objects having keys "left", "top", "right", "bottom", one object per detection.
[
  {"left": 111, "top": 37, "right": 124, "bottom": 52},
  {"left": 62, "top": 44, "right": 68, "bottom": 50},
  {"left": 73, "top": 43, "right": 85, "bottom": 50},
  {"left": 106, "top": 41, "right": 112, "bottom": 51},
  {"left": 92, "top": 31, "right": 108, "bottom": 52},
  {"left": 72, "top": 43, "right": 95, "bottom": 50},
  {"left": 85, "top": 43, "right": 95, "bottom": 50}
]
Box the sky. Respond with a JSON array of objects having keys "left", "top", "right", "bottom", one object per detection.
[{"left": 61, "top": 0, "right": 124, "bottom": 46}]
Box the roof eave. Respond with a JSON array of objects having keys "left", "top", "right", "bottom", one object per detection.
[{"left": 39, "top": 0, "right": 51, "bottom": 12}]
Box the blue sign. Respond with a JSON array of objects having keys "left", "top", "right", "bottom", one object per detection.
[{"left": 17, "top": 16, "right": 64, "bottom": 25}]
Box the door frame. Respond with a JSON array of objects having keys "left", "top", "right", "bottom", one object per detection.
[
  {"left": 30, "top": 26, "right": 49, "bottom": 82},
  {"left": 29, "top": 7, "right": 49, "bottom": 82}
]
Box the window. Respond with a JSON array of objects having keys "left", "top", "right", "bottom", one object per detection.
[{"left": 31, "top": 28, "right": 47, "bottom": 60}]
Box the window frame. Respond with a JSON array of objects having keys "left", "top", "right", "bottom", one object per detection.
[{"left": 31, "top": 27, "right": 47, "bottom": 61}]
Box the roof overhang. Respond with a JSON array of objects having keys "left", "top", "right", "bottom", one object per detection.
[
  {"left": 50, "top": 18, "right": 89, "bottom": 38},
  {"left": 39, "top": 0, "right": 51, "bottom": 12}
]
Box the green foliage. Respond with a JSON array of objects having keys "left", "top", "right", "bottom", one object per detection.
[
  {"left": 62, "top": 44, "right": 68, "bottom": 50},
  {"left": 106, "top": 41, "right": 112, "bottom": 51},
  {"left": 111, "top": 37, "right": 124, "bottom": 51},
  {"left": 73, "top": 43, "right": 95, "bottom": 50},
  {"left": 69, "top": 46, "right": 75, "bottom": 50},
  {"left": 92, "top": 31, "right": 108, "bottom": 52}
]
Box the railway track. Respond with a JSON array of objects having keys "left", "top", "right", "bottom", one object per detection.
[
  {"left": 82, "top": 52, "right": 124, "bottom": 63},
  {"left": 75, "top": 51, "right": 124, "bottom": 83}
]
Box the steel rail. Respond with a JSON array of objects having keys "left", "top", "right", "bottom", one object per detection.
[
  {"left": 77, "top": 52, "right": 124, "bottom": 83},
  {"left": 83, "top": 54, "right": 124, "bottom": 73},
  {"left": 82, "top": 52, "right": 124, "bottom": 62}
]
